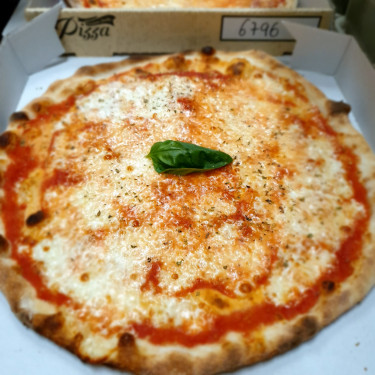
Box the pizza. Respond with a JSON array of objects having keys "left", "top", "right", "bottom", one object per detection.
[
  {"left": 0, "top": 49, "right": 374, "bottom": 375},
  {"left": 64, "top": 0, "right": 297, "bottom": 9}
]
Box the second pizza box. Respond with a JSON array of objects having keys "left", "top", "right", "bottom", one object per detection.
[{"left": 25, "top": 0, "right": 333, "bottom": 56}]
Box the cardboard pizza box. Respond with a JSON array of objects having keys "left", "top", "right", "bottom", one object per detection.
[
  {"left": 0, "top": 5, "right": 375, "bottom": 375},
  {"left": 23, "top": 0, "right": 333, "bottom": 56}
]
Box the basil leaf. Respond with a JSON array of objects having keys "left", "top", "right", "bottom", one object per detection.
[{"left": 147, "top": 140, "right": 233, "bottom": 175}]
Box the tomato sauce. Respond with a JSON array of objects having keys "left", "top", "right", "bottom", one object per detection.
[
  {"left": 2, "top": 145, "right": 36, "bottom": 244},
  {"left": 2, "top": 144, "right": 71, "bottom": 305},
  {"left": 14, "top": 252, "right": 70, "bottom": 305},
  {"left": 132, "top": 287, "right": 319, "bottom": 347},
  {"left": 174, "top": 278, "right": 236, "bottom": 298},
  {"left": 25, "top": 96, "right": 76, "bottom": 131},
  {"left": 43, "top": 169, "right": 83, "bottom": 191},
  {"left": 1, "top": 95, "right": 81, "bottom": 305},
  {"left": 141, "top": 261, "right": 162, "bottom": 294}
]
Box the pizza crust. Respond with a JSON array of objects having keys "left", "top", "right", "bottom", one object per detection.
[{"left": 1, "top": 50, "right": 374, "bottom": 375}]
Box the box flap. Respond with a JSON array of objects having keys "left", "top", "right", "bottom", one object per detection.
[
  {"left": 2, "top": 0, "right": 29, "bottom": 37},
  {"left": 285, "top": 21, "right": 375, "bottom": 150},
  {"left": 0, "top": 39, "right": 29, "bottom": 130},
  {"left": 335, "top": 38, "right": 375, "bottom": 150},
  {"left": 284, "top": 21, "right": 350, "bottom": 75},
  {"left": 0, "top": 3, "right": 64, "bottom": 127},
  {"left": 7, "top": 3, "right": 64, "bottom": 74}
]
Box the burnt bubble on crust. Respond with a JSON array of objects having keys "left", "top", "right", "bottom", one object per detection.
[
  {"left": 296, "top": 316, "right": 319, "bottom": 339},
  {"left": 117, "top": 332, "right": 141, "bottom": 372},
  {"left": 31, "top": 102, "right": 43, "bottom": 113},
  {"left": 9, "top": 111, "right": 29, "bottom": 122},
  {"left": 322, "top": 280, "right": 335, "bottom": 293},
  {"left": 277, "top": 316, "right": 319, "bottom": 353},
  {"left": 118, "top": 332, "right": 136, "bottom": 348},
  {"left": 228, "top": 62, "right": 246, "bottom": 76},
  {"left": 165, "top": 54, "right": 186, "bottom": 70},
  {"left": 0, "top": 235, "right": 9, "bottom": 254},
  {"left": 67, "top": 333, "right": 84, "bottom": 354},
  {"left": 26, "top": 210, "right": 45, "bottom": 227},
  {"left": 33, "top": 313, "right": 65, "bottom": 339},
  {"left": 328, "top": 100, "right": 351, "bottom": 115},
  {"left": 0, "top": 131, "right": 19, "bottom": 149},
  {"left": 201, "top": 46, "right": 216, "bottom": 56}
]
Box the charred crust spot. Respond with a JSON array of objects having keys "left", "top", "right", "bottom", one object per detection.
[
  {"left": 17, "top": 311, "right": 33, "bottom": 326},
  {"left": 32, "top": 102, "right": 43, "bottom": 113},
  {"left": 0, "top": 131, "right": 19, "bottom": 149},
  {"left": 165, "top": 54, "right": 186, "bottom": 70},
  {"left": 220, "top": 342, "right": 244, "bottom": 372},
  {"left": 329, "top": 100, "right": 351, "bottom": 115},
  {"left": 294, "top": 316, "right": 318, "bottom": 340},
  {"left": 172, "top": 54, "right": 185, "bottom": 66},
  {"left": 76, "top": 80, "right": 96, "bottom": 95},
  {"left": 277, "top": 316, "right": 318, "bottom": 354},
  {"left": 67, "top": 332, "right": 84, "bottom": 354},
  {"left": 322, "top": 280, "right": 335, "bottom": 292},
  {"left": 9, "top": 111, "right": 29, "bottom": 122},
  {"left": 127, "top": 55, "right": 153, "bottom": 63},
  {"left": 0, "top": 235, "right": 9, "bottom": 254},
  {"left": 118, "top": 332, "right": 135, "bottom": 348},
  {"left": 34, "top": 313, "right": 64, "bottom": 338},
  {"left": 201, "top": 46, "right": 215, "bottom": 56},
  {"left": 277, "top": 338, "right": 299, "bottom": 354},
  {"left": 76, "top": 66, "right": 96, "bottom": 76},
  {"left": 155, "top": 353, "right": 193, "bottom": 374},
  {"left": 134, "top": 68, "right": 150, "bottom": 78},
  {"left": 228, "top": 62, "right": 245, "bottom": 76},
  {"left": 26, "top": 210, "right": 45, "bottom": 226},
  {"left": 30, "top": 99, "right": 53, "bottom": 114}
]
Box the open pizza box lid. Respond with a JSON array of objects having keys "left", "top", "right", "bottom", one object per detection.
[{"left": 0, "top": 4, "right": 375, "bottom": 375}]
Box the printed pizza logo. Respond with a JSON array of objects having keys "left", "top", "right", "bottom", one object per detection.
[{"left": 57, "top": 15, "right": 115, "bottom": 40}]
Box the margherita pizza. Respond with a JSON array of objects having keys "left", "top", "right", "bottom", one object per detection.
[
  {"left": 64, "top": 0, "right": 297, "bottom": 9},
  {"left": 0, "top": 49, "right": 374, "bottom": 375}
]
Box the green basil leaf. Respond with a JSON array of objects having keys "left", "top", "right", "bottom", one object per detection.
[{"left": 146, "top": 140, "right": 233, "bottom": 175}]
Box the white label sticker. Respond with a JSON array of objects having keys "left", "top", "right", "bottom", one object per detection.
[{"left": 221, "top": 17, "right": 321, "bottom": 41}]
